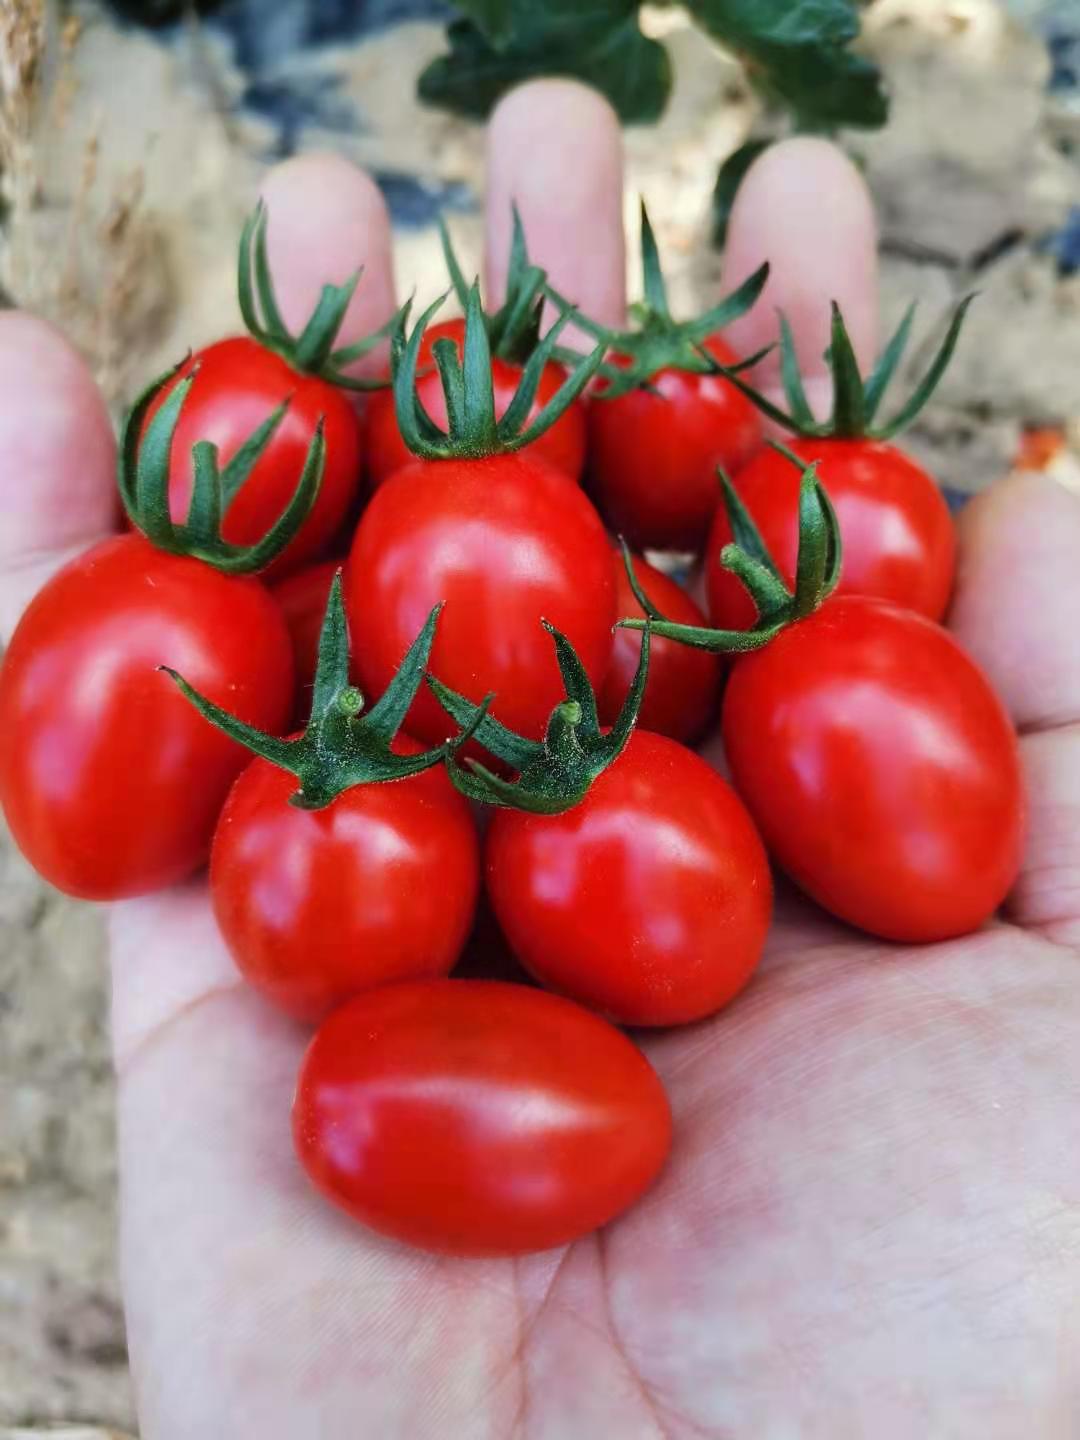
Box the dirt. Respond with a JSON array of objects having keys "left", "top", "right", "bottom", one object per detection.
[{"left": 1, "top": 0, "right": 1077, "bottom": 1430}]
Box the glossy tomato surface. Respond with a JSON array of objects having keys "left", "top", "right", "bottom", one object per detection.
[
  {"left": 586, "top": 334, "right": 762, "bottom": 554},
  {"left": 212, "top": 743, "right": 479, "bottom": 1021},
  {"left": 0, "top": 536, "right": 293, "bottom": 899},
  {"left": 346, "top": 451, "right": 615, "bottom": 744},
  {"left": 600, "top": 552, "right": 722, "bottom": 745},
  {"left": 150, "top": 337, "right": 362, "bottom": 578},
  {"left": 365, "top": 318, "right": 586, "bottom": 489},
  {"left": 487, "top": 730, "right": 772, "bottom": 1026},
  {"left": 270, "top": 557, "right": 341, "bottom": 720},
  {"left": 293, "top": 979, "right": 672, "bottom": 1254},
  {"left": 707, "top": 437, "right": 956, "bottom": 629},
  {"left": 722, "top": 596, "right": 1024, "bottom": 942}
]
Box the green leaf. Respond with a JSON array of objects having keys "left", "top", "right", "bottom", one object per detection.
[
  {"left": 711, "top": 138, "right": 772, "bottom": 248},
  {"left": 418, "top": 4, "right": 672, "bottom": 125},
  {"left": 688, "top": 0, "right": 887, "bottom": 132}
]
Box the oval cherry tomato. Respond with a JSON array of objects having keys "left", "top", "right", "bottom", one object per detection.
[
  {"left": 346, "top": 452, "right": 615, "bottom": 744},
  {"left": 600, "top": 553, "right": 722, "bottom": 745},
  {"left": 149, "top": 337, "right": 362, "bottom": 579},
  {"left": 487, "top": 730, "right": 772, "bottom": 1026},
  {"left": 586, "top": 335, "right": 762, "bottom": 554},
  {"left": 270, "top": 557, "right": 341, "bottom": 721},
  {"left": 0, "top": 536, "right": 293, "bottom": 899},
  {"left": 365, "top": 318, "right": 586, "bottom": 490},
  {"left": 707, "top": 437, "right": 956, "bottom": 629},
  {"left": 722, "top": 596, "right": 1024, "bottom": 942},
  {"left": 211, "top": 741, "right": 479, "bottom": 1021},
  {"left": 293, "top": 979, "right": 672, "bottom": 1254}
]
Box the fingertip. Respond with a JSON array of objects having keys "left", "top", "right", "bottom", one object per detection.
[
  {"left": 485, "top": 79, "right": 626, "bottom": 330},
  {"left": 259, "top": 153, "right": 397, "bottom": 377}
]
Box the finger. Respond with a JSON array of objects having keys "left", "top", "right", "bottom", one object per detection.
[
  {"left": 724, "top": 137, "right": 879, "bottom": 419},
  {"left": 260, "top": 152, "right": 398, "bottom": 379},
  {"left": 950, "top": 472, "right": 1080, "bottom": 943},
  {"left": 484, "top": 79, "right": 626, "bottom": 332},
  {"left": 0, "top": 312, "right": 117, "bottom": 641}
]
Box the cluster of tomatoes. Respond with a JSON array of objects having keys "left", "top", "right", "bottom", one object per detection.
[{"left": 0, "top": 202, "right": 1024, "bottom": 1257}]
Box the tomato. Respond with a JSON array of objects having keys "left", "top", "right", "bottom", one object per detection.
[
  {"left": 722, "top": 596, "right": 1024, "bottom": 942},
  {"left": 365, "top": 318, "right": 586, "bottom": 490},
  {"left": 346, "top": 452, "right": 615, "bottom": 745},
  {"left": 149, "top": 338, "right": 362, "bottom": 579},
  {"left": 211, "top": 740, "right": 479, "bottom": 1021},
  {"left": 270, "top": 558, "right": 341, "bottom": 720},
  {"left": 600, "top": 552, "right": 721, "bottom": 745},
  {"left": 0, "top": 536, "right": 293, "bottom": 899},
  {"left": 486, "top": 730, "right": 771, "bottom": 1026},
  {"left": 707, "top": 437, "right": 956, "bottom": 629},
  {"left": 293, "top": 979, "right": 672, "bottom": 1254},
  {"left": 586, "top": 335, "right": 762, "bottom": 554}
]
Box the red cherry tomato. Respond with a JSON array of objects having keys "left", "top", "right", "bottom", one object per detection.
[
  {"left": 586, "top": 335, "right": 762, "bottom": 554},
  {"left": 707, "top": 437, "right": 956, "bottom": 628},
  {"left": 600, "top": 553, "right": 722, "bottom": 745},
  {"left": 0, "top": 536, "right": 293, "bottom": 899},
  {"left": 365, "top": 318, "right": 586, "bottom": 490},
  {"left": 486, "top": 730, "right": 772, "bottom": 1026},
  {"left": 722, "top": 596, "right": 1024, "bottom": 942},
  {"left": 293, "top": 979, "right": 672, "bottom": 1254},
  {"left": 270, "top": 558, "right": 341, "bottom": 720},
  {"left": 211, "top": 741, "right": 479, "bottom": 1021},
  {"left": 149, "top": 337, "right": 362, "bottom": 579},
  {"left": 346, "top": 452, "right": 615, "bottom": 744}
]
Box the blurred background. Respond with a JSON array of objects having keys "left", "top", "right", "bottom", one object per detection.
[{"left": 1, "top": 0, "right": 1078, "bottom": 1430}]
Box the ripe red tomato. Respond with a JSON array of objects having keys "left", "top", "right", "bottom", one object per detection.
[
  {"left": 486, "top": 730, "right": 771, "bottom": 1026},
  {"left": 707, "top": 437, "right": 956, "bottom": 629},
  {"left": 600, "top": 552, "right": 722, "bottom": 745},
  {"left": 293, "top": 979, "right": 672, "bottom": 1254},
  {"left": 722, "top": 596, "right": 1024, "bottom": 942},
  {"left": 270, "top": 558, "right": 341, "bottom": 719},
  {"left": 0, "top": 536, "right": 293, "bottom": 899},
  {"left": 365, "top": 318, "right": 586, "bottom": 490},
  {"left": 149, "top": 338, "right": 362, "bottom": 579},
  {"left": 346, "top": 452, "right": 615, "bottom": 744},
  {"left": 211, "top": 741, "right": 479, "bottom": 1021},
  {"left": 586, "top": 334, "right": 762, "bottom": 554}
]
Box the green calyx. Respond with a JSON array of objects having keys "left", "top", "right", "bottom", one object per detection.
[
  {"left": 547, "top": 201, "right": 771, "bottom": 400},
  {"left": 440, "top": 205, "right": 551, "bottom": 367},
  {"left": 713, "top": 293, "right": 976, "bottom": 440},
  {"left": 238, "top": 200, "right": 395, "bottom": 391},
  {"left": 118, "top": 362, "right": 325, "bottom": 574},
  {"left": 426, "top": 620, "right": 651, "bottom": 814},
  {"left": 164, "top": 574, "right": 484, "bottom": 809},
  {"left": 620, "top": 446, "right": 841, "bottom": 654},
  {"left": 392, "top": 277, "right": 604, "bottom": 461}
]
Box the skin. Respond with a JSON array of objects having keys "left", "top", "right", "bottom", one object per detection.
[
  {"left": 708, "top": 436, "right": 957, "bottom": 629},
  {"left": 4, "top": 104, "right": 1080, "bottom": 1439}
]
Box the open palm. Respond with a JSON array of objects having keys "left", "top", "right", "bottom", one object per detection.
[{"left": 4, "top": 84, "right": 1078, "bottom": 1439}]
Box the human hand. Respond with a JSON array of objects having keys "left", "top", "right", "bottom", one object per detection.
[{"left": 3, "top": 80, "right": 1078, "bottom": 1439}]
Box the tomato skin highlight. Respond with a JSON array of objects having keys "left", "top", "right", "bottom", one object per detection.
[
  {"left": 487, "top": 730, "right": 772, "bottom": 1027},
  {"left": 600, "top": 553, "right": 722, "bottom": 745},
  {"left": 722, "top": 596, "right": 1025, "bottom": 942},
  {"left": 708, "top": 437, "right": 956, "bottom": 629},
  {"left": 346, "top": 451, "right": 615, "bottom": 744},
  {"left": 586, "top": 335, "right": 762, "bottom": 554},
  {"left": 150, "top": 337, "right": 362, "bottom": 578},
  {"left": 292, "top": 979, "right": 672, "bottom": 1254},
  {"left": 0, "top": 536, "right": 293, "bottom": 900},
  {"left": 211, "top": 743, "right": 479, "bottom": 1022},
  {"left": 365, "top": 318, "right": 586, "bottom": 489}
]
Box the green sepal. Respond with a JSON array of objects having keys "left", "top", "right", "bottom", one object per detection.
[
  {"left": 237, "top": 200, "right": 397, "bottom": 391},
  {"left": 546, "top": 200, "right": 770, "bottom": 399},
  {"left": 163, "top": 575, "right": 486, "bottom": 809},
  {"left": 709, "top": 293, "right": 977, "bottom": 440},
  {"left": 425, "top": 620, "right": 651, "bottom": 815},
  {"left": 619, "top": 446, "right": 841, "bottom": 655},
  {"left": 391, "top": 280, "right": 604, "bottom": 461},
  {"left": 118, "top": 363, "right": 325, "bottom": 574},
  {"left": 439, "top": 204, "right": 549, "bottom": 367}
]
